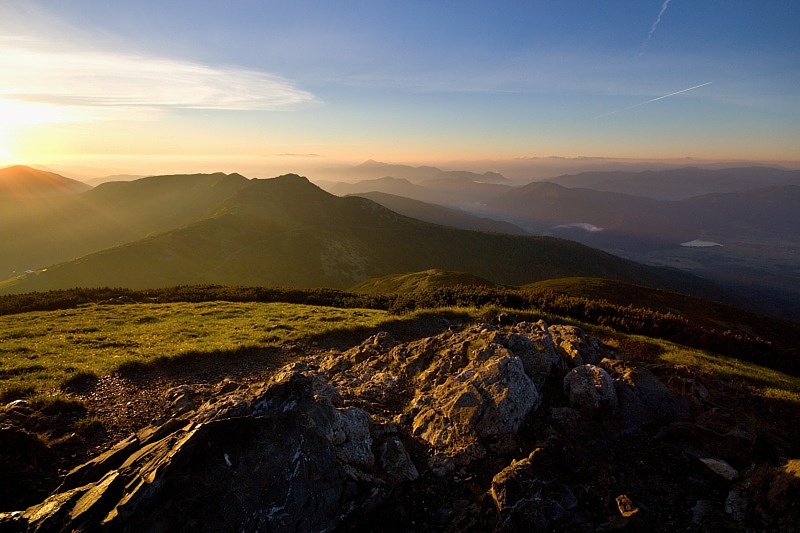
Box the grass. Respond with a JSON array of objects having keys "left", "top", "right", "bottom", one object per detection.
[
  {"left": 349, "top": 269, "right": 496, "bottom": 294},
  {"left": 2, "top": 296, "right": 798, "bottom": 409},
  {"left": 607, "top": 334, "right": 800, "bottom": 405},
  {"left": 0, "top": 300, "right": 389, "bottom": 400}
]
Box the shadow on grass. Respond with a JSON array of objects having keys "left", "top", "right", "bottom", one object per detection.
[{"left": 65, "top": 311, "right": 466, "bottom": 392}]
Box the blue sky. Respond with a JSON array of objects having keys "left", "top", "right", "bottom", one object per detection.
[{"left": 1, "top": 1, "right": 798, "bottom": 175}]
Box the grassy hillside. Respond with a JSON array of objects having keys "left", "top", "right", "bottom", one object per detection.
[
  {"left": 0, "top": 165, "right": 91, "bottom": 197},
  {"left": 0, "top": 300, "right": 389, "bottom": 401},
  {"left": 1, "top": 285, "right": 798, "bottom": 406},
  {"left": 343, "top": 271, "right": 800, "bottom": 375},
  {"left": 349, "top": 269, "right": 497, "bottom": 294},
  {"left": 1, "top": 175, "right": 725, "bottom": 302},
  {"left": 525, "top": 277, "right": 800, "bottom": 345},
  {"left": 0, "top": 172, "right": 250, "bottom": 276}
]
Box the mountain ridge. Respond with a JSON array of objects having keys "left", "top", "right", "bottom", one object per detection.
[
  {"left": 1, "top": 173, "right": 726, "bottom": 303},
  {"left": 0, "top": 165, "right": 92, "bottom": 197}
]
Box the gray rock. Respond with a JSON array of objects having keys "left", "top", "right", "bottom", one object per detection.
[
  {"left": 491, "top": 448, "right": 578, "bottom": 530},
  {"left": 701, "top": 457, "right": 739, "bottom": 481},
  {"left": 378, "top": 437, "right": 419, "bottom": 482},
  {"left": 410, "top": 338, "right": 539, "bottom": 463},
  {"left": 505, "top": 320, "right": 564, "bottom": 390},
  {"left": 563, "top": 364, "right": 618, "bottom": 412},
  {"left": 601, "top": 358, "right": 689, "bottom": 433},
  {"left": 4, "top": 369, "right": 408, "bottom": 532},
  {"left": 549, "top": 324, "right": 601, "bottom": 366}
]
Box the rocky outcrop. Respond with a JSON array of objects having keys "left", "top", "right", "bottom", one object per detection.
[
  {"left": 490, "top": 446, "right": 578, "bottom": 530},
  {"left": 1, "top": 317, "right": 795, "bottom": 531},
  {"left": 563, "top": 363, "right": 618, "bottom": 412},
  {"left": 0, "top": 367, "right": 417, "bottom": 532}
]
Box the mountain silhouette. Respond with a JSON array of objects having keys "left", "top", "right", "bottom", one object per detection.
[{"left": 3, "top": 173, "right": 722, "bottom": 300}]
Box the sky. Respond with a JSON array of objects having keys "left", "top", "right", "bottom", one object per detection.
[{"left": 0, "top": 0, "right": 798, "bottom": 177}]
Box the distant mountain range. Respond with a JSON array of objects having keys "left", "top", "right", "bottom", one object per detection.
[
  {"left": 547, "top": 166, "right": 800, "bottom": 200},
  {"left": 1, "top": 169, "right": 725, "bottom": 305},
  {"left": 484, "top": 180, "right": 800, "bottom": 245},
  {"left": 1, "top": 163, "right": 797, "bottom": 321},
  {"left": 312, "top": 163, "right": 800, "bottom": 320},
  {"left": 324, "top": 175, "right": 512, "bottom": 208},
  {"left": 349, "top": 192, "right": 528, "bottom": 235},
  {"left": 324, "top": 159, "right": 511, "bottom": 184}
]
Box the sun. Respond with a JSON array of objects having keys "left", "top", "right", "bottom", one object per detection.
[{"left": 0, "top": 98, "right": 72, "bottom": 165}]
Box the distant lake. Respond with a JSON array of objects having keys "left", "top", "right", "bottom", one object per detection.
[{"left": 680, "top": 240, "right": 723, "bottom": 248}]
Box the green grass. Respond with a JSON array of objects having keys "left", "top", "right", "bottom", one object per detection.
[
  {"left": 0, "top": 301, "right": 389, "bottom": 399},
  {"left": 609, "top": 334, "right": 800, "bottom": 405},
  {"left": 349, "top": 269, "right": 496, "bottom": 294},
  {"left": 3, "top": 294, "right": 798, "bottom": 410}
]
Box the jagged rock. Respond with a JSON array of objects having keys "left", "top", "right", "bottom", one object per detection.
[
  {"left": 378, "top": 437, "right": 419, "bottom": 482},
  {"left": 549, "top": 324, "right": 603, "bottom": 366},
  {"left": 4, "top": 366, "right": 417, "bottom": 531},
  {"left": 58, "top": 434, "right": 139, "bottom": 491},
  {"left": 490, "top": 448, "right": 578, "bottom": 530},
  {"left": 563, "top": 364, "right": 618, "bottom": 412},
  {"left": 503, "top": 320, "right": 564, "bottom": 389},
  {"left": 331, "top": 406, "right": 374, "bottom": 468},
  {"left": 700, "top": 457, "right": 739, "bottom": 481},
  {"left": 321, "top": 326, "right": 540, "bottom": 467},
  {"left": 11, "top": 484, "right": 93, "bottom": 532},
  {"left": 4, "top": 319, "right": 784, "bottom": 531},
  {"left": 601, "top": 358, "right": 690, "bottom": 433},
  {"left": 410, "top": 335, "right": 539, "bottom": 464},
  {"left": 166, "top": 384, "right": 198, "bottom": 415}
]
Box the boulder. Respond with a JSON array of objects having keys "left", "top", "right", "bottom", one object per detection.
[
  {"left": 563, "top": 364, "right": 618, "bottom": 412},
  {"left": 319, "top": 326, "right": 541, "bottom": 467},
  {"left": 490, "top": 448, "right": 578, "bottom": 530},
  {"left": 549, "top": 324, "right": 603, "bottom": 367},
  {"left": 409, "top": 333, "right": 539, "bottom": 464},
  {"left": 503, "top": 320, "right": 564, "bottom": 389},
  {"left": 601, "top": 358, "right": 690, "bottom": 433}
]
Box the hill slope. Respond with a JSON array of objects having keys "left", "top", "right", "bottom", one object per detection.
[
  {"left": 350, "top": 191, "right": 528, "bottom": 235},
  {"left": 349, "top": 269, "right": 497, "bottom": 294},
  {"left": 0, "top": 172, "right": 250, "bottom": 276},
  {"left": 0, "top": 165, "right": 91, "bottom": 197},
  {"left": 2, "top": 174, "right": 723, "bottom": 300}
]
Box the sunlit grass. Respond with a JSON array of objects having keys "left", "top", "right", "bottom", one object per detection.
[
  {"left": 3, "top": 300, "right": 798, "bottom": 407},
  {"left": 621, "top": 335, "right": 800, "bottom": 404},
  {"left": 0, "top": 301, "right": 389, "bottom": 399}
]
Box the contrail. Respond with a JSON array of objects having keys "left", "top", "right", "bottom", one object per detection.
[
  {"left": 641, "top": 0, "right": 672, "bottom": 54},
  {"left": 593, "top": 82, "right": 712, "bottom": 120}
]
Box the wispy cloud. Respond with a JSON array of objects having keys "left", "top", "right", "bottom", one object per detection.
[
  {"left": 640, "top": 0, "right": 672, "bottom": 54},
  {"left": 593, "top": 82, "right": 712, "bottom": 120},
  {"left": 0, "top": 38, "right": 319, "bottom": 123}
]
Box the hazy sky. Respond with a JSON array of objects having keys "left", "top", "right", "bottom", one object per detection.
[{"left": 1, "top": 1, "right": 798, "bottom": 175}]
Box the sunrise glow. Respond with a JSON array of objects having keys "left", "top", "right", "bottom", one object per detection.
[{"left": 0, "top": 0, "right": 796, "bottom": 176}]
